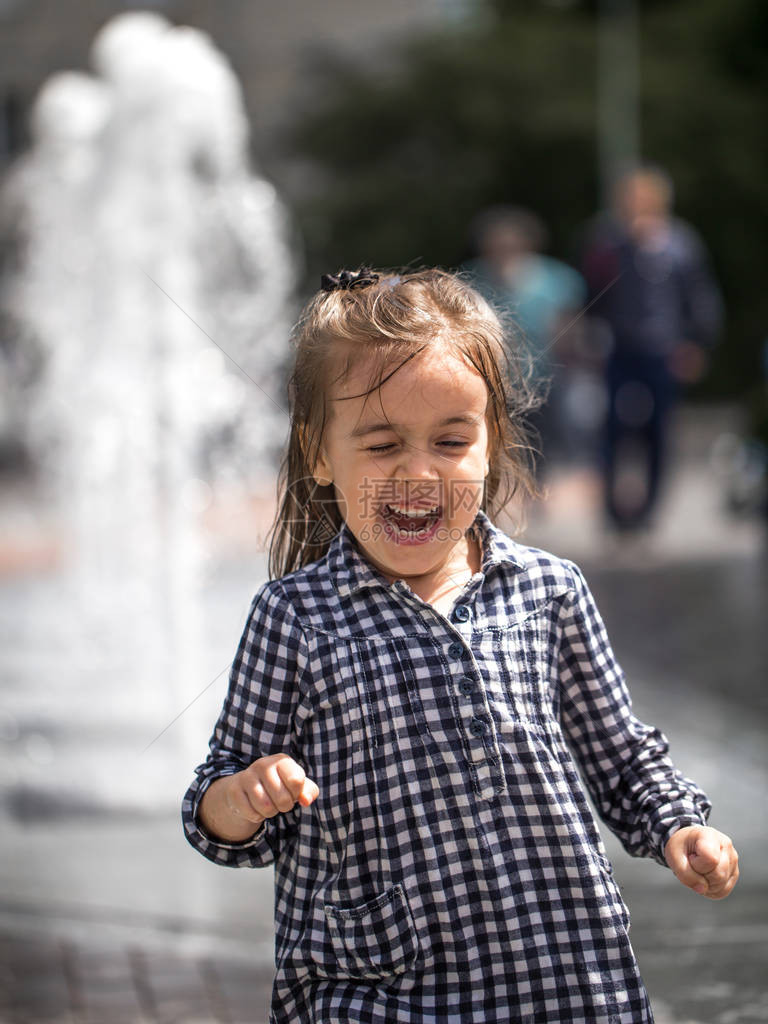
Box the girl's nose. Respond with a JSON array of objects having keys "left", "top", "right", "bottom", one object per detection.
[
  {"left": 393, "top": 443, "right": 443, "bottom": 502},
  {"left": 394, "top": 441, "right": 439, "bottom": 479}
]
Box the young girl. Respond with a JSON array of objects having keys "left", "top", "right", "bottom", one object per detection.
[{"left": 182, "top": 267, "right": 738, "bottom": 1024}]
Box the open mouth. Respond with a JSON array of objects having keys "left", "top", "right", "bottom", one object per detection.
[{"left": 380, "top": 502, "right": 442, "bottom": 540}]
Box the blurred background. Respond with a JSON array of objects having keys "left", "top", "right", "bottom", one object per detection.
[{"left": 0, "top": 2, "right": 766, "bottom": 1022}]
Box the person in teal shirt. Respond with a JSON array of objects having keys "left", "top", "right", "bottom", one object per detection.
[{"left": 462, "top": 205, "right": 592, "bottom": 476}]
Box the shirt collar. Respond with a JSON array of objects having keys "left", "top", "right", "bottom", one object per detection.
[{"left": 329, "top": 508, "right": 528, "bottom": 599}]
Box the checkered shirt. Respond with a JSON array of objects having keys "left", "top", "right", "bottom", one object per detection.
[{"left": 182, "top": 509, "right": 711, "bottom": 1023}]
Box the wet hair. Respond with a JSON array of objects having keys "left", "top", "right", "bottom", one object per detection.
[{"left": 265, "top": 266, "right": 544, "bottom": 580}]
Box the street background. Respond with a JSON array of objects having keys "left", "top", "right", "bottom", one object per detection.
[{"left": 1, "top": 2, "right": 767, "bottom": 1022}]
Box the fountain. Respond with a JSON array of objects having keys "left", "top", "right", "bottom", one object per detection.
[{"left": 0, "top": 12, "right": 297, "bottom": 814}]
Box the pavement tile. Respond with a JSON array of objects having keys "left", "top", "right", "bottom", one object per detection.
[{"left": 0, "top": 930, "right": 274, "bottom": 1024}]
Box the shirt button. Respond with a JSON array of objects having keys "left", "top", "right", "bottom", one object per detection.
[
  {"left": 447, "top": 641, "right": 464, "bottom": 659},
  {"left": 459, "top": 677, "right": 474, "bottom": 697},
  {"left": 453, "top": 604, "right": 470, "bottom": 623},
  {"left": 469, "top": 717, "right": 487, "bottom": 737}
]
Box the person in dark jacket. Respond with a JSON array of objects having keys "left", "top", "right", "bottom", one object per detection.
[{"left": 581, "top": 164, "right": 724, "bottom": 532}]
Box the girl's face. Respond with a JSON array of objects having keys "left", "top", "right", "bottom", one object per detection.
[{"left": 312, "top": 343, "right": 491, "bottom": 592}]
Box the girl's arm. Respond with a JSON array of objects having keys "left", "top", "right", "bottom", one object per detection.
[
  {"left": 181, "top": 581, "right": 312, "bottom": 868},
  {"left": 556, "top": 562, "right": 713, "bottom": 867}
]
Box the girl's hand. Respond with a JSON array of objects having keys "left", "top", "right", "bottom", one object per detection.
[
  {"left": 664, "top": 825, "right": 739, "bottom": 899},
  {"left": 225, "top": 753, "right": 320, "bottom": 826}
]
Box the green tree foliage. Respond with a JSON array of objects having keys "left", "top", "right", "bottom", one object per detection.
[
  {"left": 287, "top": 0, "right": 767, "bottom": 396},
  {"left": 639, "top": 0, "right": 768, "bottom": 394}
]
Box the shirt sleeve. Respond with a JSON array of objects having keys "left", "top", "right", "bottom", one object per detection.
[
  {"left": 556, "top": 562, "right": 712, "bottom": 866},
  {"left": 181, "top": 579, "right": 308, "bottom": 868}
]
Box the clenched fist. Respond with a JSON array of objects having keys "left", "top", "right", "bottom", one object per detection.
[
  {"left": 226, "top": 753, "right": 319, "bottom": 821},
  {"left": 664, "top": 825, "right": 739, "bottom": 900},
  {"left": 198, "top": 753, "right": 319, "bottom": 843}
]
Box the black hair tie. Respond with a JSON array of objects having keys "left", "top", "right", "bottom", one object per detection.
[{"left": 320, "top": 267, "right": 380, "bottom": 292}]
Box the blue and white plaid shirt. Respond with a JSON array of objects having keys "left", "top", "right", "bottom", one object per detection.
[{"left": 182, "top": 509, "right": 711, "bottom": 1023}]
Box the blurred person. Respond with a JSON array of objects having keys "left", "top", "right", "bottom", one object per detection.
[
  {"left": 182, "top": 266, "right": 738, "bottom": 1024},
  {"left": 732, "top": 335, "right": 768, "bottom": 529},
  {"left": 462, "top": 205, "right": 593, "bottom": 479},
  {"left": 580, "top": 164, "right": 724, "bottom": 534}
]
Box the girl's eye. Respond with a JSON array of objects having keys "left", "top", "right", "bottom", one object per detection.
[{"left": 366, "top": 440, "right": 468, "bottom": 454}]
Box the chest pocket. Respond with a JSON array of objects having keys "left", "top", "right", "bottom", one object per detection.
[{"left": 499, "top": 601, "right": 560, "bottom": 726}]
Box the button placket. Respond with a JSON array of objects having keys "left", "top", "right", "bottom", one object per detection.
[
  {"left": 446, "top": 637, "right": 490, "bottom": 764},
  {"left": 442, "top": 620, "right": 505, "bottom": 799},
  {"left": 389, "top": 580, "right": 503, "bottom": 799}
]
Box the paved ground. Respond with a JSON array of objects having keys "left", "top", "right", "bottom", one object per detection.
[
  {"left": 1, "top": 876, "right": 766, "bottom": 1024},
  {"left": 0, "top": 402, "right": 766, "bottom": 1023}
]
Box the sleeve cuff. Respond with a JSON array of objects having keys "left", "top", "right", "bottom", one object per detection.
[
  {"left": 182, "top": 771, "right": 277, "bottom": 867},
  {"left": 650, "top": 804, "right": 712, "bottom": 867}
]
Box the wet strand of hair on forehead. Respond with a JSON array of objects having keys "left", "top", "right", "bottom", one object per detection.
[{"left": 332, "top": 343, "right": 429, "bottom": 402}]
